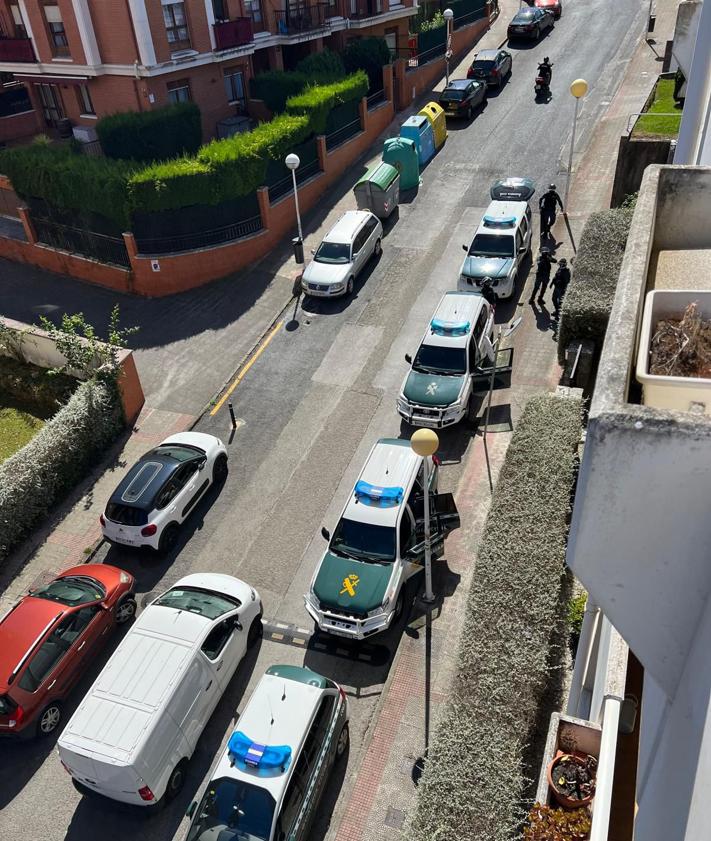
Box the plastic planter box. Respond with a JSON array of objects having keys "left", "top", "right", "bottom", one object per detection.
[{"left": 636, "top": 290, "right": 711, "bottom": 414}]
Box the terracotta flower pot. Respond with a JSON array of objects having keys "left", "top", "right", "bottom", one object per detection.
[{"left": 547, "top": 751, "right": 596, "bottom": 810}]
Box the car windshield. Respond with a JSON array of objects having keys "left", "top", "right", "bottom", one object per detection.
[
  {"left": 31, "top": 576, "right": 106, "bottom": 606},
  {"left": 151, "top": 444, "right": 203, "bottom": 461},
  {"left": 469, "top": 233, "right": 515, "bottom": 258},
  {"left": 331, "top": 518, "right": 396, "bottom": 563},
  {"left": 516, "top": 9, "right": 535, "bottom": 18},
  {"left": 153, "top": 586, "right": 240, "bottom": 620},
  {"left": 314, "top": 241, "right": 351, "bottom": 264},
  {"left": 473, "top": 60, "right": 494, "bottom": 70},
  {"left": 413, "top": 344, "right": 467, "bottom": 375},
  {"left": 440, "top": 88, "right": 466, "bottom": 101},
  {"left": 105, "top": 502, "right": 148, "bottom": 527},
  {"left": 187, "top": 778, "right": 276, "bottom": 841}
]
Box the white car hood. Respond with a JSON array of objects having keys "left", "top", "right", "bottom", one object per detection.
[{"left": 302, "top": 259, "right": 352, "bottom": 285}]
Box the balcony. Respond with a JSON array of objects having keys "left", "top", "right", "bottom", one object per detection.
[
  {"left": 347, "top": 0, "right": 384, "bottom": 19},
  {"left": 274, "top": 4, "right": 327, "bottom": 35},
  {"left": 0, "top": 36, "right": 36, "bottom": 63},
  {"left": 213, "top": 18, "right": 254, "bottom": 50}
]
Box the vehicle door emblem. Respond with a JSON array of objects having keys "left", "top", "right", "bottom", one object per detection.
[
  {"left": 426, "top": 382, "right": 439, "bottom": 395},
  {"left": 340, "top": 574, "right": 360, "bottom": 597}
]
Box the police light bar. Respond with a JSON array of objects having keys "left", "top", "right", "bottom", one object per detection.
[
  {"left": 228, "top": 731, "right": 292, "bottom": 774},
  {"left": 430, "top": 318, "right": 471, "bottom": 336},
  {"left": 354, "top": 480, "right": 404, "bottom": 506}
]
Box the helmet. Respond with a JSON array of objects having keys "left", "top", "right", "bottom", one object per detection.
[
  {"left": 543, "top": 56, "right": 550, "bottom": 64},
  {"left": 549, "top": 183, "right": 556, "bottom": 190},
  {"left": 541, "top": 246, "right": 552, "bottom": 255},
  {"left": 559, "top": 258, "right": 567, "bottom": 267},
  {"left": 481, "top": 276, "right": 493, "bottom": 285}
]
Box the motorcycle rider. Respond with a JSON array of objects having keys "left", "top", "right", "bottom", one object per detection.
[
  {"left": 539, "top": 183, "right": 564, "bottom": 238},
  {"left": 537, "top": 57, "right": 553, "bottom": 89}
]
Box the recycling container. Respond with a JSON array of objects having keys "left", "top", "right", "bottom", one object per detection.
[
  {"left": 399, "top": 114, "right": 435, "bottom": 166},
  {"left": 381, "top": 137, "right": 420, "bottom": 191},
  {"left": 353, "top": 162, "right": 400, "bottom": 219},
  {"left": 419, "top": 102, "right": 447, "bottom": 150}
]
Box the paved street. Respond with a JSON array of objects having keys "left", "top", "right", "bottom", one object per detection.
[{"left": 0, "top": 0, "right": 647, "bottom": 838}]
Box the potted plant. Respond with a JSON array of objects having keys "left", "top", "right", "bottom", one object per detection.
[
  {"left": 524, "top": 803, "right": 592, "bottom": 840},
  {"left": 547, "top": 750, "right": 597, "bottom": 809}
]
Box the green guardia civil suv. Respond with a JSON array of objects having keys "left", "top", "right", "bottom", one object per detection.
[
  {"left": 304, "top": 439, "right": 460, "bottom": 639},
  {"left": 397, "top": 291, "right": 495, "bottom": 428}
]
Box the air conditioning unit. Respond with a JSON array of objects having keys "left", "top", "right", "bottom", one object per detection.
[{"left": 72, "top": 125, "right": 98, "bottom": 143}]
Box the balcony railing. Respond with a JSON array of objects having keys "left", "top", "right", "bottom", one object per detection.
[
  {"left": 347, "top": 0, "right": 384, "bottom": 19},
  {"left": 274, "top": 4, "right": 327, "bottom": 35},
  {"left": 213, "top": 18, "right": 253, "bottom": 50},
  {"left": 0, "top": 36, "right": 36, "bottom": 63}
]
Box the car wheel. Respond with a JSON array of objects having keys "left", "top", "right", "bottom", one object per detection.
[
  {"left": 165, "top": 760, "right": 188, "bottom": 802},
  {"left": 393, "top": 589, "right": 406, "bottom": 621},
  {"left": 212, "top": 453, "right": 228, "bottom": 485},
  {"left": 373, "top": 238, "right": 382, "bottom": 258},
  {"left": 336, "top": 723, "right": 350, "bottom": 759},
  {"left": 37, "top": 701, "right": 62, "bottom": 737},
  {"left": 467, "top": 105, "right": 473, "bottom": 120},
  {"left": 346, "top": 276, "right": 354, "bottom": 295},
  {"left": 248, "top": 614, "right": 263, "bottom": 648},
  {"left": 115, "top": 594, "right": 137, "bottom": 625},
  {"left": 158, "top": 523, "right": 179, "bottom": 555}
]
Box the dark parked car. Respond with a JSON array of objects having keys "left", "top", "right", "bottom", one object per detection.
[
  {"left": 535, "top": 0, "right": 562, "bottom": 19},
  {"left": 438, "top": 79, "right": 487, "bottom": 120},
  {"left": 507, "top": 7, "right": 554, "bottom": 40},
  {"left": 467, "top": 49, "right": 512, "bottom": 88}
]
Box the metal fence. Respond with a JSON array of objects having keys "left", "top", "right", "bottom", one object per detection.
[
  {"left": 33, "top": 217, "right": 131, "bottom": 268},
  {"left": 367, "top": 89, "right": 386, "bottom": 110},
  {"left": 135, "top": 214, "right": 263, "bottom": 255},
  {"left": 267, "top": 158, "right": 321, "bottom": 203},
  {"left": 265, "top": 137, "right": 320, "bottom": 204},
  {"left": 79, "top": 139, "right": 103, "bottom": 157},
  {"left": 325, "top": 117, "right": 361, "bottom": 151}
]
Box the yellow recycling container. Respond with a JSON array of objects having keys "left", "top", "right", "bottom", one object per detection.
[{"left": 419, "top": 101, "right": 447, "bottom": 150}]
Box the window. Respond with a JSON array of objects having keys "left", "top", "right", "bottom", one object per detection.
[
  {"left": 155, "top": 586, "right": 240, "bottom": 619},
  {"left": 32, "top": 575, "right": 105, "bottom": 607},
  {"left": 352, "top": 228, "right": 368, "bottom": 254},
  {"left": 18, "top": 615, "right": 75, "bottom": 692},
  {"left": 76, "top": 83, "right": 94, "bottom": 115},
  {"left": 11, "top": 5, "right": 27, "bottom": 37},
  {"left": 473, "top": 307, "right": 488, "bottom": 342},
  {"left": 44, "top": 5, "right": 69, "bottom": 57},
  {"left": 167, "top": 79, "right": 191, "bottom": 104},
  {"left": 276, "top": 775, "right": 305, "bottom": 840},
  {"left": 224, "top": 68, "right": 245, "bottom": 109},
  {"left": 163, "top": 2, "right": 191, "bottom": 50},
  {"left": 201, "top": 618, "right": 235, "bottom": 660},
  {"left": 399, "top": 512, "right": 413, "bottom": 554},
  {"left": 186, "top": 778, "right": 275, "bottom": 841}
]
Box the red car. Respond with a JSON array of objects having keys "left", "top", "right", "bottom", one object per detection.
[
  {"left": 0, "top": 564, "right": 135, "bottom": 739},
  {"left": 534, "top": 0, "right": 562, "bottom": 19}
]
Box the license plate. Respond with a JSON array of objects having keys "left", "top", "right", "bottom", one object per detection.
[
  {"left": 448, "top": 105, "right": 457, "bottom": 111},
  {"left": 328, "top": 624, "right": 354, "bottom": 638},
  {"left": 416, "top": 417, "right": 440, "bottom": 428}
]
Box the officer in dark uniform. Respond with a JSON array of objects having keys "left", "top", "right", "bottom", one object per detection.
[
  {"left": 550, "top": 258, "right": 571, "bottom": 317},
  {"left": 529, "top": 248, "right": 557, "bottom": 304},
  {"left": 539, "top": 183, "right": 564, "bottom": 237}
]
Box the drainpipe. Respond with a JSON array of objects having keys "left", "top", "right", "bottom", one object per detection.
[
  {"left": 674, "top": 0, "right": 711, "bottom": 164},
  {"left": 566, "top": 600, "right": 600, "bottom": 718},
  {"left": 589, "top": 696, "right": 622, "bottom": 841}
]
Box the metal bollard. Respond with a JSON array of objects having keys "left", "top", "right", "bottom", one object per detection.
[{"left": 228, "top": 401, "right": 237, "bottom": 429}]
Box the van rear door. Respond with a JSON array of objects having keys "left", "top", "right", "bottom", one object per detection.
[{"left": 59, "top": 742, "right": 143, "bottom": 801}]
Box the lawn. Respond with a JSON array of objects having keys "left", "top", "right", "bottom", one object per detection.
[
  {"left": 0, "top": 401, "right": 46, "bottom": 463},
  {"left": 633, "top": 78, "right": 683, "bottom": 138}
]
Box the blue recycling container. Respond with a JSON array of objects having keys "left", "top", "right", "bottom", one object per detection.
[{"left": 399, "top": 114, "right": 436, "bottom": 166}]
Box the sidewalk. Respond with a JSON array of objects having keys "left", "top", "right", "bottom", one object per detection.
[{"left": 329, "top": 5, "right": 679, "bottom": 841}]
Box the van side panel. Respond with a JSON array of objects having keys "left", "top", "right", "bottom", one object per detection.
[
  {"left": 165, "top": 654, "right": 215, "bottom": 755},
  {"left": 142, "top": 702, "right": 192, "bottom": 802}
]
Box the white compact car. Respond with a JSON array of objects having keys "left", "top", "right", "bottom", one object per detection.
[
  {"left": 58, "top": 573, "right": 263, "bottom": 809},
  {"left": 100, "top": 432, "right": 227, "bottom": 553},
  {"left": 301, "top": 209, "right": 383, "bottom": 298}
]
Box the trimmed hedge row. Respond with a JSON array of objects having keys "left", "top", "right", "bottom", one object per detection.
[
  {"left": 0, "top": 356, "right": 77, "bottom": 415},
  {"left": 557, "top": 208, "right": 635, "bottom": 364},
  {"left": 0, "top": 379, "right": 123, "bottom": 563},
  {"left": 285, "top": 72, "right": 368, "bottom": 134},
  {"left": 407, "top": 393, "right": 583, "bottom": 841},
  {"left": 96, "top": 102, "right": 202, "bottom": 163}
]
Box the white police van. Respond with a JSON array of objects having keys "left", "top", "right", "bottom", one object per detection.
[
  {"left": 184, "top": 665, "right": 349, "bottom": 841},
  {"left": 458, "top": 177, "right": 535, "bottom": 299},
  {"left": 397, "top": 291, "right": 495, "bottom": 428},
  {"left": 304, "top": 438, "right": 460, "bottom": 639}
]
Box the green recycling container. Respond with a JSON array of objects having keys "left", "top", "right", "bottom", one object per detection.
[
  {"left": 353, "top": 162, "right": 400, "bottom": 219},
  {"left": 381, "top": 137, "right": 420, "bottom": 191}
]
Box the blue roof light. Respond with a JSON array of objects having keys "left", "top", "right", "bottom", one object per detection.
[
  {"left": 228, "top": 731, "right": 292, "bottom": 776},
  {"left": 354, "top": 480, "right": 404, "bottom": 507},
  {"left": 483, "top": 214, "right": 517, "bottom": 227},
  {"left": 431, "top": 318, "right": 470, "bottom": 337}
]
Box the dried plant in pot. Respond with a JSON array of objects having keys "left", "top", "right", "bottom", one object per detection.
[
  {"left": 524, "top": 803, "right": 592, "bottom": 841},
  {"left": 547, "top": 750, "right": 597, "bottom": 809}
]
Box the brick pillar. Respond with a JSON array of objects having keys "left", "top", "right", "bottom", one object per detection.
[
  {"left": 316, "top": 135, "right": 328, "bottom": 173},
  {"left": 257, "top": 186, "right": 272, "bottom": 230},
  {"left": 266, "top": 45, "right": 283, "bottom": 71},
  {"left": 122, "top": 232, "right": 139, "bottom": 294},
  {"left": 359, "top": 97, "right": 368, "bottom": 133},
  {"left": 17, "top": 206, "right": 36, "bottom": 244},
  {"left": 383, "top": 63, "right": 394, "bottom": 103},
  {"left": 394, "top": 58, "right": 412, "bottom": 110}
]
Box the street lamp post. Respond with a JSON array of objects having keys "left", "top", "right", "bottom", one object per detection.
[
  {"left": 444, "top": 8, "right": 454, "bottom": 87},
  {"left": 410, "top": 428, "right": 440, "bottom": 603},
  {"left": 564, "top": 79, "right": 588, "bottom": 211},
  {"left": 285, "top": 152, "right": 304, "bottom": 263}
]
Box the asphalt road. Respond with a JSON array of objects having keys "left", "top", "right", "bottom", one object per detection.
[{"left": 0, "top": 1, "right": 644, "bottom": 838}]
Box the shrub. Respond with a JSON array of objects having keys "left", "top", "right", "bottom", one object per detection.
[
  {"left": 0, "top": 356, "right": 76, "bottom": 415},
  {"left": 286, "top": 71, "right": 368, "bottom": 134},
  {"left": 557, "top": 208, "right": 634, "bottom": 363},
  {"left": 420, "top": 10, "right": 446, "bottom": 31},
  {"left": 343, "top": 37, "right": 391, "bottom": 91},
  {"left": 296, "top": 49, "right": 345, "bottom": 81},
  {"left": 407, "top": 393, "right": 583, "bottom": 841},
  {"left": 0, "top": 142, "right": 135, "bottom": 228},
  {"left": 96, "top": 102, "right": 202, "bottom": 163},
  {"left": 0, "top": 379, "right": 123, "bottom": 563},
  {"left": 250, "top": 70, "right": 310, "bottom": 114},
  {"left": 567, "top": 591, "right": 587, "bottom": 638}
]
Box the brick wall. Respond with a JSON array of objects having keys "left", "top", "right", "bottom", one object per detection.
[
  {"left": 0, "top": 108, "right": 41, "bottom": 144},
  {"left": 22, "top": 0, "right": 87, "bottom": 63},
  {"left": 89, "top": 0, "right": 139, "bottom": 64}
]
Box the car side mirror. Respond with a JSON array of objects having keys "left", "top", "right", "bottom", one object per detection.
[
  {"left": 233, "top": 618, "right": 243, "bottom": 632},
  {"left": 405, "top": 353, "right": 412, "bottom": 364},
  {"left": 321, "top": 526, "right": 330, "bottom": 541},
  {"left": 186, "top": 802, "right": 197, "bottom": 818},
  {"left": 198, "top": 459, "right": 206, "bottom": 470},
  {"left": 518, "top": 246, "right": 527, "bottom": 253},
  {"left": 310, "top": 248, "right": 315, "bottom": 255},
  {"left": 462, "top": 244, "right": 468, "bottom": 252}
]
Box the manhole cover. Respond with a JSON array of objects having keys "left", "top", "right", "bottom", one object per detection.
[{"left": 384, "top": 808, "right": 405, "bottom": 829}]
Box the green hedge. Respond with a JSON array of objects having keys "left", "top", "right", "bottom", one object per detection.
[
  {"left": 343, "top": 37, "right": 391, "bottom": 91},
  {"left": 557, "top": 208, "right": 635, "bottom": 364},
  {"left": 250, "top": 70, "right": 310, "bottom": 114},
  {"left": 407, "top": 393, "right": 582, "bottom": 841},
  {"left": 0, "top": 356, "right": 76, "bottom": 415},
  {"left": 286, "top": 71, "right": 368, "bottom": 134},
  {"left": 96, "top": 102, "right": 202, "bottom": 163},
  {"left": 0, "top": 379, "right": 123, "bottom": 563},
  {"left": 296, "top": 49, "right": 345, "bottom": 80},
  {"left": 0, "top": 142, "right": 135, "bottom": 228}
]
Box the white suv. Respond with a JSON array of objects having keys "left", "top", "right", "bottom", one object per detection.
[{"left": 302, "top": 210, "right": 383, "bottom": 298}]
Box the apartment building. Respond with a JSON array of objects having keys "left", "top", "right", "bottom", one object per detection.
[{"left": 0, "top": 0, "right": 417, "bottom": 142}]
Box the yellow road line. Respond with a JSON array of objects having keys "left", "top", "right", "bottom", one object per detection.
[{"left": 210, "top": 319, "right": 283, "bottom": 416}]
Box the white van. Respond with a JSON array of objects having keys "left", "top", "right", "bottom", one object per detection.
[
  {"left": 57, "top": 573, "right": 262, "bottom": 808},
  {"left": 185, "top": 665, "right": 349, "bottom": 841}
]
